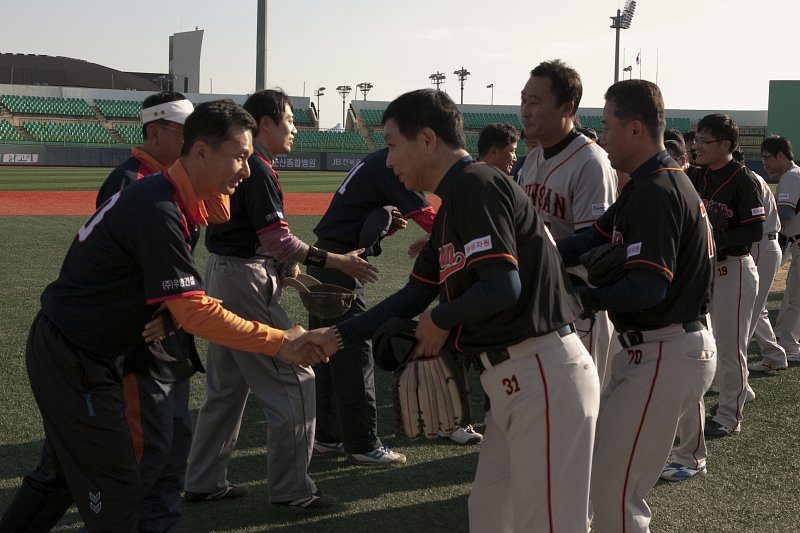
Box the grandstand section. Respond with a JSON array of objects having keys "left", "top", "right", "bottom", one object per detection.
[
  {"left": 23, "top": 121, "right": 114, "bottom": 144},
  {"left": 0, "top": 95, "right": 94, "bottom": 117},
  {"left": 0, "top": 120, "right": 23, "bottom": 142},
  {"left": 114, "top": 123, "right": 144, "bottom": 145},
  {"left": 95, "top": 99, "right": 142, "bottom": 119},
  {"left": 294, "top": 131, "right": 368, "bottom": 152}
]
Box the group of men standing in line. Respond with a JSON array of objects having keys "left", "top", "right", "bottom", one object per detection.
[{"left": 2, "top": 57, "right": 800, "bottom": 533}]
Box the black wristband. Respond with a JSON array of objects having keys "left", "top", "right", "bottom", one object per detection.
[{"left": 303, "top": 246, "right": 328, "bottom": 267}]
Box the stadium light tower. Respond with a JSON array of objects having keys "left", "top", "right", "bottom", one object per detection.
[
  {"left": 314, "top": 86, "right": 325, "bottom": 122},
  {"left": 356, "top": 82, "right": 373, "bottom": 101},
  {"left": 610, "top": 0, "right": 637, "bottom": 83},
  {"left": 429, "top": 71, "right": 446, "bottom": 91},
  {"left": 454, "top": 67, "right": 471, "bottom": 104},
  {"left": 486, "top": 83, "right": 494, "bottom": 105},
  {"left": 336, "top": 85, "right": 351, "bottom": 128}
]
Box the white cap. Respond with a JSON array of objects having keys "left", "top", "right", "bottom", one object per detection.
[{"left": 140, "top": 99, "right": 194, "bottom": 125}]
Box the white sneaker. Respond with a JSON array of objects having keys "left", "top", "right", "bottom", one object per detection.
[
  {"left": 745, "top": 387, "right": 756, "bottom": 403},
  {"left": 660, "top": 462, "right": 707, "bottom": 482},
  {"left": 748, "top": 359, "right": 788, "bottom": 372},
  {"left": 439, "top": 425, "right": 483, "bottom": 445},
  {"left": 346, "top": 445, "right": 406, "bottom": 466}
]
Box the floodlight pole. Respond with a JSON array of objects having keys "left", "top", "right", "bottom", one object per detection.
[
  {"left": 610, "top": 1, "right": 636, "bottom": 83},
  {"left": 486, "top": 83, "right": 494, "bottom": 105},
  {"left": 454, "top": 67, "right": 470, "bottom": 104},
  {"left": 336, "top": 85, "right": 351, "bottom": 128},
  {"left": 356, "top": 82, "right": 373, "bottom": 101},
  {"left": 429, "top": 71, "right": 446, "bottom": 91},
  {"left": 314, "top": 87, "right": 325, "bottom": 123}
]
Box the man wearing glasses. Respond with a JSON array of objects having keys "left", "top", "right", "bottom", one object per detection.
[
  {"left": 693, "top": 114, "right": 764, "bottom": 438},
  {"left": 761, "top": 136, "right": 800, "bottom": 366}
]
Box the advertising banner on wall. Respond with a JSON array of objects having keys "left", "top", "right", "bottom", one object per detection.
[{"left": 0, "top": 144, "right": 46, "bottom": 165}]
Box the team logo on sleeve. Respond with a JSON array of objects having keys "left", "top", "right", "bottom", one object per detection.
[
  {"left": 161, "top": 275, "right": 198, "bottom": 290},
  {"left": 751, "top": 206, "right": 765, "bottom": 216},
  {"left": 439, "top": 243, "right": 465, "bottom": 281},
  {"left": 464, "top": 235, "right": 492, "bottom": 258},
  {"left": 626, "top": 242, "right": 642, "bottom": 258},
  {"left": 778, "top": 193, "right": 791, "bottom": 201}
]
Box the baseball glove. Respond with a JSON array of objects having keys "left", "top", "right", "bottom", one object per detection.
[
  {"left": 392, "top": 355, "right": 465, "bottom": 439},
  {"left": 579, "top": 243, "right": 628, "bottom": 287},
  {"left": 282, "top": 273, "right": 356, "bottom": 319},
  {"left": 372, "top": 317, "right": 418, "bottom": 371}
]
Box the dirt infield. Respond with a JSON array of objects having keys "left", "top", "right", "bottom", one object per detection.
[{"left": 0, "top": 191, "right": 442, "bottom": 216}]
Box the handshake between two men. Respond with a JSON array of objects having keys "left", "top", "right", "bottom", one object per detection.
[{"left": 277, "top": 308, "right": 450, "bottom": 368}]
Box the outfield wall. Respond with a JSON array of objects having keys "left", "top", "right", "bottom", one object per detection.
[{"left": 0, "top": 143, "right": 368, "bottom": 171}]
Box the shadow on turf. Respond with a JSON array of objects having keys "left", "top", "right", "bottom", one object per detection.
[{"left": 182, "top": 452, "right": 475, "bottom": 533}]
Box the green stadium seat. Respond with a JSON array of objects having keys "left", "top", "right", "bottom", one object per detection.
[
  {"left": 22, "top": 120, "right": 115, "bottom": 144},
  {"left": 115, "top": 123, "right": 144, "bottom": 144},
  {"left": 293, "top": 130, "right": 368, "bottom": 152},
  {"left": 96, "top": 99, "right": 143, "bottom": 119},
  {"left": 293, "top": 108, "right": 314, "bottom": 126},
  {"left": 0, "top": 95, "right": 94, "bottom": 117},
  {"left": 360, "top": 109, "right": 384, "bottom": 127},
  {"left": 0, "top": 120, "right": 23, "bottom": 142}
]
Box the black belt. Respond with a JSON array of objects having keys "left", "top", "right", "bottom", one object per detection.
[
  {"left": 717, "top": 252, "right": 746, "bottom": 262},
  {"left": 767, "top": 233, "right": 777, "bottom": 240},
  {"left": 618, "top": 319, "right": 706, "bottom": 348},
  {"left": 473, "top": 324, "right": 575, "bottom": 373}
]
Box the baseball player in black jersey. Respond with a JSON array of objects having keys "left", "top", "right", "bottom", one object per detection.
[
  {"left": 307, "top": 148, "right": 471, "bottom": 458},
  {"left": 302, "top": 89, "right": 599, "bottom": 532},
  {"left": 693, "top": 114, "right": 764, "bottom": 437},
  {"left": 94, "top": 91, "right": 231, "bottom": 532},
  {"left": 184, "top": 90, "right": 381, "bottom": 510},
  {"left": 0, "top": 101, "right": 327, "bottom": 533},
  {"left": 557, "top": 80, "right": 716, "bottom": 532}
]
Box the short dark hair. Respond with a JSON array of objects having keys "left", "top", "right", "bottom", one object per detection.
[
  {"left": 142, "top": 91, "right": 188, "bottom": 140},
  {"left": 664, "top": 129, "right": 686, "bottom": 156},
  {"left": 683, "top": 130, "right": 696, "bottom": 142},
  {"left": 530, "top": 59, "right": 583, "bottom": 116},
  {"left": 478, "top": 123, "right": 518, "bottom": 157},
  {"left": 181, "top": 99, "right": 257, "bottom": 157},
  {"left": 761, "top": 135, "right": 795, "bottom": 161},
  {"left": 696, "top": 114, "right": 738, "bottom": 153},
  {"left": 603, "top": 79, "right": 665, "bottom": 142},
  {"left": 577, "top": 127, "right": 598, "bottom": 141},
  {"left": 243, "top": 89, "right": 293, "bottom": 126},
  {"left": 381, "top": 89, "right": 465, "bottom": 149},
  {"left": 664, "top": 128, "right": 685, "bottom": 144},
  {"left": 665, "top": 139, "right": 686, "bottom": 159}
]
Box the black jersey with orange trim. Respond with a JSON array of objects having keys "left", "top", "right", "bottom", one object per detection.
[
  {"left": 696, "top": 159, "right": 765, "bottom": 257},
  {"left": 313, "top": 148, "right": 431, "bottom": 253},
  {"left": 205, "top": 151, "right": 284, "bottom": 258},
  {"left": 594, "top": 151, "right": 713, "bottom": 331},
  {"left": 96, "top": 154, "right": 159, "bottom": 208},
  {"left": 410, "top": 158, "right": 581, "bottom": 354},
  {"left": 41, "top": 174, "right": 203, "bottom": 358}
]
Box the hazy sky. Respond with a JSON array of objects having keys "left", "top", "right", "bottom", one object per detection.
[{"left": 3, "top": 0, "right": 798, "bottom": 127}]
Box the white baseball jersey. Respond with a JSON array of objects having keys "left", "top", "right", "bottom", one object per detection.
[
  {"left": 519, "top": 133, "right": 618, "bottom": 239},
  {"left": 776, "top": 164, "right": 800, "bottom": 237},
  {"left": 753, "top": 172, "right": 780, "bottom": 235},
  {"left": 519, "top": 132, "right": 619, "bottom": 388}
]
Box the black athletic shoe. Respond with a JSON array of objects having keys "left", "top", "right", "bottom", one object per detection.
[
  {"left": 184, "top": 484, "right": 248, "bottom": 503},
  {"left": 704, "top": 418, "right": 740, "bottom": 438},
  {"left": 272, "top": 490, "right": 338, "bottom": 511}
]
